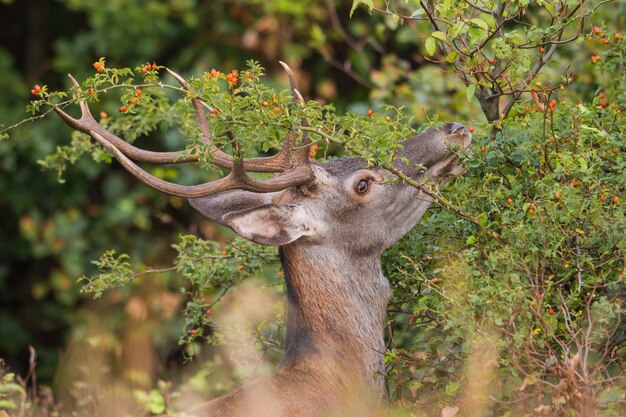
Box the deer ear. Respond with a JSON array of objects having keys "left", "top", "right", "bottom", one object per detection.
[{"left": 221, "top": 204, "right": 315, "bottom": 246}]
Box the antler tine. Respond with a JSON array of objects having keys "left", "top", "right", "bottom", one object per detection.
[
  {"left": 279, "top": 61, "right": 305, "bottom": 105},
  {"left": 278, "top": 61, "right": 312, "bottom": 162}
]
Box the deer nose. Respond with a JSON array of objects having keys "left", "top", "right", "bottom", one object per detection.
[{"left": 441, "top": 122, "right": 471, "bottom": 149}]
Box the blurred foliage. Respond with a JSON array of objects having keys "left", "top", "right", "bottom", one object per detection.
[{"left": 0, "top": 0, "right": 625, "bottom": 416}]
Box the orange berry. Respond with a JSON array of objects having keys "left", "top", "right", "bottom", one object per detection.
[
  {"left": 88, "top": 88, "right": 95, "bottom": 95},
  {"left": 572, "top": 179, "right": 580, "bottom": 187},
  {"left": 210, "top": 113, "right": 216, "bottom": 118},
  {"left": 600, "top": 33, "right": 605, "bottom": 38},
  {"left": 141, "top": 67, "right": 148, "bottom": 73},
  {"left": 507, "top": 198, "right": 513, "bottom": 205},
  {"left": 129, "top": 98, "right": 137, "bottom": 105},
  {"left": 221, "top": 250, "right": 227, "bottom": 256},
  {"left": 190, "top": 329, "right": 198, "bottom": 335},
  {"left": 600, "top": 195, "right": 606, "bottom": 202},
  {"left": 481, "top": 145, "right": 486, "bottom": 153},
  {"left": 548, "top": 309, "right": 555, "bottom": 315},
  {"left": 528, "top": 208, "right": 535, "bottom": 215},
  {"left": 468, "top": 126, "right": 475, "bottom": 133},
  {"left": 136, "top": 89, "right": 142, "bottom": 97},
  {"left": 591, "top": 55, "right": 600, "bottom": 64},
  {"left": 237, "top": 265, "right": 244, "bottom": 271},
  {"left": 367, "top": 108, "right": 373, "bottom": 117},
  {"left": 309, "top": 152, "right": 315, "bottom": 158},
  {"left": 119, "top": 105, "right": 128, "bottom": 113},
  {"left": 613, "top": 196, "right": 619, "bottom": 204},
  {"left": 539, "top": 47, "right": 545, "bottom": 54},
  {"left": 99, "top": 111, "right": 108, "bottom": 119},
  {"left": 385, "top": 116, "right": 391, "bottom": 122},
  {"left": 488, "top": 58, "right": 495, "bottom": 64},
  {"left": 500, "top": 113, "right": 505, "bottom": 120},
  {"left": 151, "top": 63, "right": 158, "bottom": 70}
]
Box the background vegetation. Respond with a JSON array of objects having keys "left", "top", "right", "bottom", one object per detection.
[{"left": 0, "top": 0, "right": 624, "bottom": 416}]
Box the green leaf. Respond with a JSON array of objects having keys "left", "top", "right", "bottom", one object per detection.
[
  {"left": 466, "top": 84, "right": 476, "bottom": 102},
  {"left": 431, "top": 31, "right": 447, "bottom": 41},
  {"left": 471, "top": 18, "right": 489, "bottom": 31},
  {"left": 350, "top": 0, "right": 374, "bottom": 17},
  {"left": 425, "top": 37, "right": 436, "bottom": 56}
]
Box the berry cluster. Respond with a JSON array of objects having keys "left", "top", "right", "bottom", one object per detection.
[
  {"left": 226, "top": 69, "right": 238, "bottom": 85},
  {"left": 92, "top": 61, "right": 105, "bottom": 73},
  {"left": 141, "top": 62, "right": 158, "bottom": 73}
]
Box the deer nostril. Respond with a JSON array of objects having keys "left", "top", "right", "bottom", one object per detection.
[{"left": 443, "top": 122, "right": 468, "bottom": 135}]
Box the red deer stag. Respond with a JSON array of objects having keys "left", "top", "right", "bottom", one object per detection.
[{"left": 53, "top": 63, "right": 471, "bottom": 417}]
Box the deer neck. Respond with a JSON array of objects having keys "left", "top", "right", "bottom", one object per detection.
[{"left": 278, "top": 243, "right": 389, "bottom": 398}]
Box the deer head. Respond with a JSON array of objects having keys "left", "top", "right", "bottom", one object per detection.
[{"left": 53, "top": 63, "right": 471, "bottom": 416}]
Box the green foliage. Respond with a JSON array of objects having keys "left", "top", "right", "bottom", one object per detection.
[
  {"left": 0, "top": 360, "right": 24, "bottom": 411},
  {"left": 382, "top": 43, "right": 626, "bottom": 414}
]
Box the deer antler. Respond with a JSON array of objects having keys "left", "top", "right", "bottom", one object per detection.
[{"left": 53, "top": 63, "right": 313, "bottom": 197}]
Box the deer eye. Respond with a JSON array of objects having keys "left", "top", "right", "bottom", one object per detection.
[{"left": 355, "top": 179, "right": 370, "bottom": 195}]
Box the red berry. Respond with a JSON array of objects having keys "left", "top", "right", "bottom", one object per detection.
[
  {"left": 600, "top": 33, "right": 605, "bottom": 38},
  {"left": 593, "top": 26, "right": 600, "bottom": 34},
  {"left": 507, "top": 198, "right": 513, "bottom": 205},
  {"left": 591, "top": 55, "right": 600, "bottom": 64},
  {"left": 539, "top": 47, "right": 545, "bottom": 54},
  {"left": 30, "top": 89, "right": 36, "bottom": 95},
  {"left": 603, "top": 39, "right": 609, "bottom": 45},
  {"left": 190, "top": 329, "right": 198, "bottom": 335},
  {"left": 468, "top": 126, "right": 475, "bottom": 133},
  {"left": 119, "top": 105, "right": 128, "bottom": 113},
  {"left": 600, "top": 195, "right": 606, "bottom": 202},
  {"left": 367, "top": 108, "right": 373, "bottom": 117},
  {"left": 237, "top": 265, "right": 244, "bottom": 271},
  {"left": 136, "top": 89, "right": 142, "bottom": 97},
  {"left": 34, "top": 84, "right": 41, "bottom": 93},
  {"left": 481, "top": 145, "right": 486, "bottom": 153},
  {"left": 488, "top": 58, "right": 495, "bottom": 64},
  {"left": 599, "top": 100, "right": 607, "bottom": 108}
]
